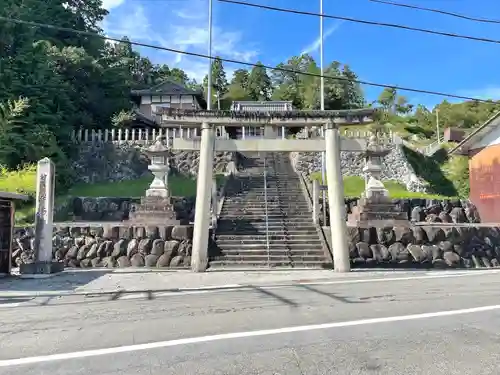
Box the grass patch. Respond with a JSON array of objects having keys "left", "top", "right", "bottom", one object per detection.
[
  {"left": 0, "top": 164, "right": 37, "bottom": 196},
  {"left": 401, "top": 145, "right": 468, "bottom": 198},
  {"left": 310, "top": 173, "right": 453, "bottom": 199},
  {"left": 13, "top": 173, "right": 228, "bottom": 225},
  {"left": 67, "top": 174, "right": 226, "bottom": 197}
]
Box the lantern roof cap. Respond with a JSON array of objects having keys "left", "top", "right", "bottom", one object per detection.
[{"left": 146, "top": 136, "right": 169, "bottom": 153}]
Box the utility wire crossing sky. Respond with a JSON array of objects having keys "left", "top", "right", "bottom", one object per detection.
[{"left": 0, "top": 1, "right": 498, "bottom": 103}]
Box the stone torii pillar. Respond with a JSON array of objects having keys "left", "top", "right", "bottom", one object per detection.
[
  {"left": 191, "top": 122, "right": 215, "bottom": 272},
  {"left": 324, "top": 121, "right": 350, "bottom": 272}
]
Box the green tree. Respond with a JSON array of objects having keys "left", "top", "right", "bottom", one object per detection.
[
  {"left": 248, "top": 62, "right": 272, "bottom": 101},
  {"left": 203, "top": 57, "right": 228, "bottom": 109},
  {"left": 339, "top": 65, "right": 365, "bottom": 109}
]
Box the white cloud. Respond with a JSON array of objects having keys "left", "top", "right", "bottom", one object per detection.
[
  {"left": 102, "top": 0, "right": 259, "bottom": 82},
  {"left": 102, "top": 0, "right": 125, "bottom": 10},
  {"left": 458, "top": 86, "right": 500, "bottom": 101},
  {"left": 300, "top": 21, "right": 344, "bottom": 55}
]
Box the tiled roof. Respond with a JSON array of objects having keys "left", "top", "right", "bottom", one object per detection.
[{"left": 131, "top": 79, "right": 202, "bottom": 96}]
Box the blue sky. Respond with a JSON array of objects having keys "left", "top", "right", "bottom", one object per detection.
[{"left": 102, "top": 0, "right": 500, "bottom": 108}]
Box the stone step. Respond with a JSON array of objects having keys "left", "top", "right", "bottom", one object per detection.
[
  {"left": 216, "top": 241, "right": 323, "bottom": 248},
  {"left": 222, "top": 204, "right": 308, "bottom": 207},
  {"left": 220, "top": 211, "right": 311, "bottom": 215},
  {"left": 219, "top": 210, "right": 311, "bottom": 214},
  {"left": 208, "top": 260, "right": 329, "bottom": 268},
  {"left": 211, "top": 255, "right": 326, "bottom": 262},
  {"left": 218, "top": 221, "right": 315, "bottom": 225},
  {"left": 228, "top": 188, "right": 302, "bottom": 192},
  {"left": 216, "top": 228, "right": 319, "bottom": 234},
  {"left": 213, "top": 249, "right": 325, "bottom": 256},
  {"left": 223, "top": 200, "right": 308, "bottom": 204},
  {"left": 221, "top": 204, "right": 309, "bottom": 208},
  {"left": 217, "top": 221, "right": 316, "bottom": 227},
  {"left": 225, "top": 194, "right": 305, "bottom": 197},
  {"left": 216, "top": 241, "right": 322, "bottom": 246},
  {"left": 216, "top": 229, "right": 319, "bottom": 235},
  {"left": 216, "top": 234, "right": 320, "bottom": 240},
  {"left": 222, "top": 200, "right": 308, "bottom": 204},
  {"left": 221, "top": 205, "right": 310, "bottom": 209},
  {"left": 219, "top": 213, "right": 312, "bottom": 218},
  {"left": 217, "top": 221, "right": 317, "bottom": 227}
]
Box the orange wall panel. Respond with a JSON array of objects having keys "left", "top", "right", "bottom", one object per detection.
[{"left": 469, "top": 144, "right": 500, "bottom": 223}]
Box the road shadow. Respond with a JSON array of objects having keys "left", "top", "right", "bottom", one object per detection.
[
  {"left": 0, "top": 278, "right": 374, "bottom": 310},
  {"left": 251, "top": 285, "right": 299, "bottom": 307},
  {"left": 0, "top": 269, "right": 111, "bottom": 293},
  {"left": 296, "top": 284, "right": 365, "bottom": 304}
]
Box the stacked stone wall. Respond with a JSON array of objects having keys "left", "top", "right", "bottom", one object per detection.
[
  {"left": 12, "top": 224, "right": 195, "bottom": 269},
  {"left": 70, "top": 142, "right": 235, "bottom": 184}
]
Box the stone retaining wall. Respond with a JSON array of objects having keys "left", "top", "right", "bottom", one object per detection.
[
  {"left": 12, "top": 224, "right": 194, "bottom": 269},
  {"left": 346, "top": 225, "right": 500, "bottom": 269},
  {"left": 291, "top": 144, "right": 427, "bottom": 193},
  {"left": 67, "top": 196, "right": 195, "bottom": 222},
  {"left": 71, "top": 142, "right": 236, "bottom": 184},
  {"left": 343, "top": 198, "right": 481, "bottom": 223},
  {"left": 12, "top": 222, "right": 500, "bottom": 270}
]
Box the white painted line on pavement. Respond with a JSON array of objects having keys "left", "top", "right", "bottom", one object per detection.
[
  {"left": 0, "top": 302, "right": 23, "bottom": 308},
  {"left": 2, "top": 303, "right": 500, "bottom": 367}
]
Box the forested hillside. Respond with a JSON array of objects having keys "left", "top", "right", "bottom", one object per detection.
[{"left": 1, "top": 0, "right": 499, "bottom": 192}]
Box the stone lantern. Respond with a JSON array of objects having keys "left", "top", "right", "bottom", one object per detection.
[
  {"left": 347, "top": 134, "right": 408, "bottom": 226},
  {"left": 362, "top": 135, "right": 391, "bottom": 200},
  {"left": 144, "top": 136, "right": 170, "bottom": 198},
  {"left": 128, "top": 136, "right": 179, "bottom": 224}
]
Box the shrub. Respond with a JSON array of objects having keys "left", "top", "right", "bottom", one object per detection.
[{"left": 443, "top": 155, "right": 470, "bottom": 198}]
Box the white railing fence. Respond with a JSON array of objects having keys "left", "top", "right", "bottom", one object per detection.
[{"left": 71, "top": 127, "right": 398, "bottom": 144}]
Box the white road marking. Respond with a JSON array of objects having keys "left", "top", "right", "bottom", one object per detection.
[
  {"left": 2, "top": 303, "right": 500, "bottom": 367},
  {"left": 0, "top": 302, "right": 23, "bottom": 308}
]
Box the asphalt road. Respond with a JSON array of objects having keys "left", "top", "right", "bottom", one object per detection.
[{"left": 2, "top": 271, "right": 500, "bottom": 374}]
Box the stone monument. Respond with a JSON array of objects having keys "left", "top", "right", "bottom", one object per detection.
[
  {"left": 348, "top": 135, "right": 409, "bottom": 227},
  {"left": 20, "top": 157, "right": 64, "bottom": 276},
  {"left": 129, "top": 136, "right": 181, "bottom": 224}
]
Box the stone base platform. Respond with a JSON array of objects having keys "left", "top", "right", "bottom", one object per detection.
[
  {"left": 19, "top": 261, "right": 64, "bottom": 278},
  {"left": 347, "top": 195, "right": 409, "bottom": 228},
  {"left": 129, "top": 196, "right": 182, "bottom": 224}
]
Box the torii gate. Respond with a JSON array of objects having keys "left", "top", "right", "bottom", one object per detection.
[{"left": 158, "top": 108, "right": 376, "bottom": 273}]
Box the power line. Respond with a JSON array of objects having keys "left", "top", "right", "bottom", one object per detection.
[
  {"left": 0, "top": 15, "right": 495, "bottom": 103},
  {"left": 218, "top": 0, "right": 500, "bottom": 46},
  {"left": 367, "top": 0, "right": 500, "bottom": 24}
]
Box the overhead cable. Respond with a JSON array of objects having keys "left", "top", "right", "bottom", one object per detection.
[
  {"left": 218, "top": 0, "right": 500, "bottom": 46},
  {"left": 368, "top": 0, "right": 500, "bottom": 24},
  {"left": 0, "top": 15, "right": 494, "bottom": 102}
]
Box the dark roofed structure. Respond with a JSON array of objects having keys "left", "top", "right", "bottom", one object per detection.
[{"left": 131, "top": 79, "right": 206, "bottom": 126}]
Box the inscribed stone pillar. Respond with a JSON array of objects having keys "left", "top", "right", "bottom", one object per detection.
[
  {"left": 35, "top": 158, "right": 55, "bottom": 263},
  {"left": 191, "top": 122, "right": 215, "bottom": 272},
  {"left": 324, "top": 122, "right": 350, "bottom": 273},
  {"left": 20, "top": 157, "right": 63, "bottom": 276}
]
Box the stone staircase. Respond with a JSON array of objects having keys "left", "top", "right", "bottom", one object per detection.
[{"left": 210, "top": 152, "right": 330, "bottom": 268}]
